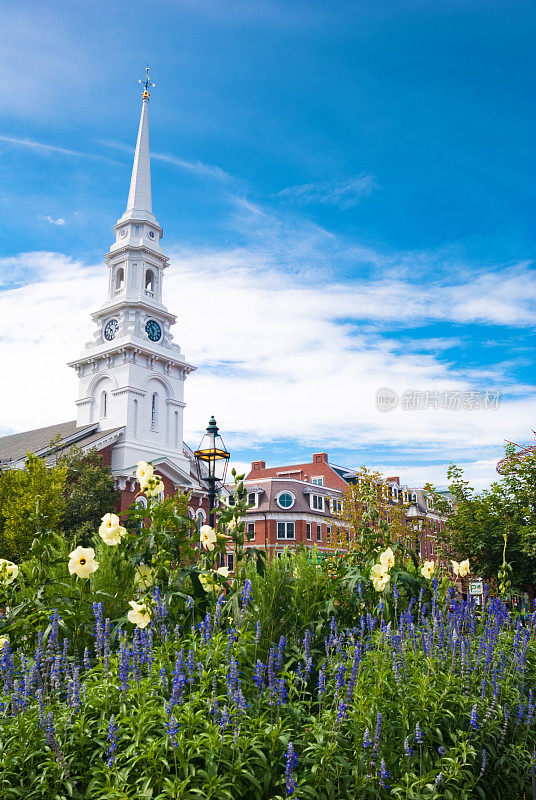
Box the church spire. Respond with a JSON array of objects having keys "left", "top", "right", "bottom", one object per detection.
[{"left": 126, "top": 67, "right": 156, "bottom": 216}]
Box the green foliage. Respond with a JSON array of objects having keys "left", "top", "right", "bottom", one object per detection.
[
  {"left": 440, "top": 445, "right": 536, "bottom": 599},
  {"left": 58, "top": 447, "right": 121, "bottom": 543},
  {"left": 246, "top": 547, "right": 335, "bottom": 652},
  {"left": 0, "top": 453, "right": 66, "bottom": 560},
  {"left": 2, "top": 455, "right": 536, "bottom": 797}
]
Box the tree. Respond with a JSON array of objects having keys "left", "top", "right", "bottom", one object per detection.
[
  {"left": 0, "top": 453, "right": 66, "bottom": 560},
  {"left": 333, "top": 467, "right": 414, "bottom": 554},
  {"left": 440, "top": 444, "right": 536, "bottom": 608},
  {"left": 57, "top": 446, "right": 120, "bottom": 543}
]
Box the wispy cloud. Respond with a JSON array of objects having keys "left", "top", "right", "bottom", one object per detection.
[
  {"left": 275, "top": 173, "right": 377, "bottom": 209},
  {"left": 101, "top": 140, "right": 232, "bottom": 183},
  {"left": 152, "top": 151, "right": 232, "bottom": 182},
  {"left": 38, "top": 215, "right": 67, "bottom": 226},
  {"left": 0, "top": 134, "right": 107, "bottom": 161}
]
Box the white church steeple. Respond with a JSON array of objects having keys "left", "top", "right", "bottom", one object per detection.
[
  {"left": 126, "top": 83, "right": 153, "bottom": 216},
  {"left": 69, "top": 71, "right": 195, "bottom": 481}
]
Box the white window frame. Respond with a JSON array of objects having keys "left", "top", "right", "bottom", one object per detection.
[
  {"left": 311, "top": 476, "right": 324, "bottom": 486},
  {"left": 306, "top": 522, "right": 312, "bottom": 541},
  {"left": 277, "top": 521, "right": 295, "bottom": 540},
  {"left": 311, "top": 494, "right": 324, "bottom": 511},
  {"left": 247, "top": 491, "right": 258, "bottom": 508},
  {"left": 227, "top": 552, "right": 235, "bottom": 572},
  {"left": 316, "top": 524, "right": 322, "bottom": 542},
  {"left": 276, "top": 491, "right": 295, "bottom": 510},
  {"left": 247, "top": 521, "right": 255, "bottom": 535}
]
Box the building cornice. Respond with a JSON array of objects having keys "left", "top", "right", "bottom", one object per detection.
[{"left": 68, "top": 344, "right": 195, "bottom": 376}]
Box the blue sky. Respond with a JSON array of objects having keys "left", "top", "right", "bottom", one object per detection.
[{"left": 0, "top": 0, "right": 534, "bottom": 488}]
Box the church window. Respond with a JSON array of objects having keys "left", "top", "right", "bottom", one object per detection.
[
  {"left": 133, "top": 399, "right": 138, "bottom": 438},
  {"left": 145, "top": 269, "right": 155, "bottom": 294},
  {"left": 151, "top": 392, "right": 158, "bottom": 429},
  {"left": 101, "top": 391, "right": 108, "bottom": 418},
  {"left": 115, "top": 267, "right": 125, "bottom": 292}
]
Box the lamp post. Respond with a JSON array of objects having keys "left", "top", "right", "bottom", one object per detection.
[{"left": 194, "top": 416, "right": 230, "bottom": 528}]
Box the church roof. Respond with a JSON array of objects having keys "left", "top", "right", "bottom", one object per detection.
[{"left": 0, "top": 420, "right": 124, "bottom": 467}]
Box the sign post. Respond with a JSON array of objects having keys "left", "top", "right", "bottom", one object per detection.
[{"left": 469, "top": 580, "right": 483, "bottom": 605}]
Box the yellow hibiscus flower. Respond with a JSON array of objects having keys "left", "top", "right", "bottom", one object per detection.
[
  {"left": 0, "top": 559, "right": 19, "bottom": 585},
  {"left": 68, "top": 547, "right": 99, "bottom": 579},
  {"left": 98, "top": 513, "right": 127, "bottom": 545},
  {"left": 420, "top": 560, "right": 435, "bottom": 579},
  {"left": 370, "top": 562, "right": 391, "bottom": 592},
  {"left": 379, "top": 547, "right": 395, "bottom": 570},
  {"left": 200, "top": 525, "right": 217, "bottom": 551},
  {"left": 127, "top": 600, "right": 151, "bottom": 628},
  {"left": 136, "top": 461, "right": 154, "bottom": 490},
  {"left": 459, "top": 559, "right": 470, "bottom": 577},
  {"left": 134, "top": 564, "right": 155, "bottom": 589}
]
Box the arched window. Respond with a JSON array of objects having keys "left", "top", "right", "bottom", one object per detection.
[
  {"left": 145, "top": 269, "right": 155, "bottom": 294},
  {"left": 133, "top": 399, "right": 138, "bottom": 438},
  {"left": 115, "top": 267, "right": 125, "bottom": 292},
  {"left": 100, "top": 391, "right": 108, "bottom": 418},
  {"left": 151, "top": 392, "right": 158, "bottom": 430},
  {"left": 136, "top": 496, "right": 147, "bottom": 532},
  {"left": 196, "top": 510, "right": 206, "bottom": 542}
]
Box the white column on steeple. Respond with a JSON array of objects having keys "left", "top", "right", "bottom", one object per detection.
[{"left": 126, "top": 96, "right": 152, "bottom": 214}]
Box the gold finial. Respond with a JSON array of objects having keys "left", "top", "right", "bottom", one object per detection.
[{"left": 139, "top": 65, "right": 156, "bottom": 100}]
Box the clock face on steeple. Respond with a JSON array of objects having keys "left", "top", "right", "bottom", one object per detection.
[
  {"left": 104, "top": 319, "right": 119, "bottom": 341},
  {"left": 145, "top": 319, "right": 162, "bottom": 342}
]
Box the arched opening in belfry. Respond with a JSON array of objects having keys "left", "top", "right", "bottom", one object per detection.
[
  {"left": 145, "top": 269, "right": 155, "bottom": 294},
  {"left": 115, "top": 267, "right": 125, "bottom": 292}
]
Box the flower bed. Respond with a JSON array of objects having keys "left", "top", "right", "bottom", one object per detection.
[{"left": 1, "top": 592, "right": 535, "bottom": 799}]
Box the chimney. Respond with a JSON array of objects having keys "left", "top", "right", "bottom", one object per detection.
[
  {"left": 313, "top": 452, "right": 328, "bottom": 463},
  {"left": 251, "top": 460, "right": 266, "bottom": 471}
]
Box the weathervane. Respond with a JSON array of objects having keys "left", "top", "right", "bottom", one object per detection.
[{"left": 139, "top": 65, "right": 156, "bottom": 99}]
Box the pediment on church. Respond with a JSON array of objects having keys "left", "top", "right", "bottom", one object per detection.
[{"left": 113, "top": 456, "right": 201, "bottom": 492}]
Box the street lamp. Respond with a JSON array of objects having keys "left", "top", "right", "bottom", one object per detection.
[{"left": 194, "top": 416, "right": 230, "bottom": 528}]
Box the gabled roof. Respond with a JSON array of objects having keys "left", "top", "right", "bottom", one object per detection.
[
  {"left": 0, "top": 420, "right": 96, "bottom": 465},
  {"left": 328, "top": 463, "right": 359, "bottom": 484},
  {"left": 0, "top": 419, "right": 127, "bottom": 468}
]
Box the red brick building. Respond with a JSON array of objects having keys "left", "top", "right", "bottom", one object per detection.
[{"left": 223, "top": 452, "right": 451, "bottom": 566}]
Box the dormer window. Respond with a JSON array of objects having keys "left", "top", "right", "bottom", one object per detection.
[
  {"left": 247, "top": 492, "right": 258, "bottom": 508},
  {"left": 310, "top": 494, "right": 324, "bottom": 511}
]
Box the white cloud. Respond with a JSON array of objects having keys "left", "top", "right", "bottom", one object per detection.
[
  {"left": 275, "top": 174, "right": 377, "bottom": 209},
  {"left": 101, "top": 140, "right": 232, "bottom": 183},
  {"left": 38, "top": 215, "right": 67, "bottom": 226},
  {"left": 0, "top": 134, "right": 107, "bottom": 161},
  {"left": 0, "top": 248, "right": 534, "bottom": 489}
]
